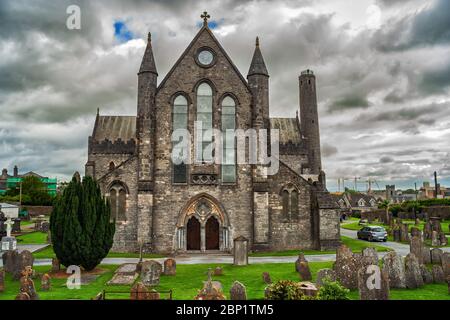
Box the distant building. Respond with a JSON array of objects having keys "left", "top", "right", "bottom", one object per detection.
[
  {"left": 331, "top": 192, "right": 378, "bottom": 215},
  {"left": 419, "top": 181, "right": 447, "bottom": 199},
  {"left": 0, "top": 166, "right": 57, "bottom": 196}
]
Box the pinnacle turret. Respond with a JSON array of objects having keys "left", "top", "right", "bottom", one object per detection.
[{"left": 138, "top": 32, "right": 158, "bottom": 75}]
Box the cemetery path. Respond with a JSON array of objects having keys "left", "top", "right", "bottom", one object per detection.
[{"left": 17, "top": 244, "right": 49, "bottom": 253}]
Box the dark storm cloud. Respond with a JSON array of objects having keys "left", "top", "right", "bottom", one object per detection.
[
  {"left": 328, "top": 94, "right": 370, "bottom": 112},
  {"left": 379, "top": 156, "right": 394, "bottom": 163},
  {"left": 373, "top": 0, "right": 450, "bottom": 51}
]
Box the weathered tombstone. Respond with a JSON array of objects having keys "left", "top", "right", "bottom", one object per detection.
[
  {"left": 140, "top": 260, "right": 162, "bottom": 286},
  {"left": 410, "top": 227, "right": 421, "bottom": 238},
  {"left": 13, "top": 250, "right": 34, "bottom": 280},
  {"left": 357, "top": 265, "right": 389, "bottom": 300},
  {"left": 40, "top": 221, "right": 50, "bottom": 233},
  {"left": 423, "top": 247, "right": 432, "bottom": 264},
  {"left": 295, "top": 252, "right": 307, "bottom": 272},
  {"left": 233, "top": 236, "right": 248, "bottom": 266},
  {"left": 2, "top": 250, "right": 18, "bottom": 273},
  {"left": 262, "top": 272, "right": 272, "bottom": 284},
  {"left": 213, "top": 266, "right": 223, "bottom": 276},
  {"left": 316, "top": 268, "right": 337, "bottom": 287},
  {"left": 400, "top": 224, "right": 410, "bottom": 242},
  {"left": 382, "top": 251, "right": 406, "bottom": 289},
  {"left": 439, "top": 233, "right": 448, "bottom": 246},
  {"left": 442, "top": 253, "right": 450, "bottom": 278},
  {"left": 431, "top": 231, "right": 440, "bottom": 246},
  {"left": 362, "top": 247, "right": 378, "bottom": 265},
  {"left": 51, "top": 258, "right": 60, "bottom": 273},
  {"left": 333, "top": 245, "right": 358, "bottom": 289},
  {"left": 12, "top": 219, "right": 21, "bottom": 233},
  {"left": 393, "top": 229, "right": 401, "bottom": 242},
  {"left": 19, "top": 266, "right": 39, "bottom": 300},
  {"left": 229, "top": 281, "right": 247, "bottom": 300},
  {"left": 130, "top": 282, "right": 150, "bottom": 300},
  {"left": 163, "top": 258, "right": 176, "bottom": 276},
  {"left": 432, "top": 265, "right": 445, "bottom": 284},
  {"left": 40, "top": 274, "right": 51, "bottom": 291},
  {"left": 404, "top": 253, "right": 424, "bottom": 289},
  {"left": 423, "top": 220, "right": 432, "bottom": 239},
  {"left": 420, "top": 265, "right": 433, "bottom": 284},
  {"left": 296, "top": 255, "right": 312, "bottom": 281},
  {"left": 0, "top": 268, "right": 4, "bottom": 292},
  {"left": 431, "top": 248, "right": 443, "bottom": 265},
  {"left": 194, "top": 269, "right": 226, "bottom": 300},
  {"left": 415, "top": 218, "right": 420, "bottom": 226},
  {"left": 409, "top": 236, "right": 424, "bottom": 264}
]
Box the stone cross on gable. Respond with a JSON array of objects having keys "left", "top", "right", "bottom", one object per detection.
[
  {"left": 5, "top": 217, "right": 13, "bottom": 237},
  {"left": 201, "top": 11, "right": 211, "bottom": 26}
]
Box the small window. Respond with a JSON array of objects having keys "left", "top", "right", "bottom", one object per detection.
[
  {"left": 291, "top": 190, "right": 299, "bottom": 215},
  {"left": 109, "top": 162, "right": 115, "bottom": 171},
  {"left": 282, "top": 190, "right": 289, "bottom": 216}
]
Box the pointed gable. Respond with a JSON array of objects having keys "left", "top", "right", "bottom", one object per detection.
[
  {"left": 248, "top": 37, "right": 269, "bottom": 77},
  {"left": 157, "top": 25, "right": 250, "bottom": 92}
]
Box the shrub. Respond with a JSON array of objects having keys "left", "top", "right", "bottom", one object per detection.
[
  {"left": 50, "top": 173, "right": 115, "bottom": 271},
  {"left": 265, "top": 280, "right": 306, "bottom": 300},
  {"left": 317, "top": 278, "right": 350, "bottom": 300}
]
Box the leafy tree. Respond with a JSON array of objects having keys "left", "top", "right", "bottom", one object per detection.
[
  {"left": 6, "top": 176, "right": 53, "bottom": 205},
  {"left": 50, "top": 173, "right": 115, "bottom": 271}
]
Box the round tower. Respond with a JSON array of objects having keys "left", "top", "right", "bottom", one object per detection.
[{"left": 299, "top": 69, "right": 322, "bottom": 174}]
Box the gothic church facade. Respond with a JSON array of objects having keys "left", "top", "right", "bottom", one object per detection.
[{"left": 85, "top": 16, "right": 340, "bottom": 254}]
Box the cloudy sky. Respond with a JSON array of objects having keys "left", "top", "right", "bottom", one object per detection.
[{"left": 0, "top": 0, "right": 449, "bottom": 191}]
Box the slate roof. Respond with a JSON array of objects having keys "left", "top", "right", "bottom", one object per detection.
[
  {"left": 93, "top": 116, "right": 136, "bottom": 142},
  {"left": 345, "top": 192, "right": 377, "bottom": 207},
  {"left": 270, "top": 118, "right": 302, "bottom": 145},
  {"left": 247, "top": 37, "right": 269, "bottom": 77}
]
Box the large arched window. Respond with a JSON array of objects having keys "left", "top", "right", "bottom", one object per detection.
[
  {"left": 109, "top": 183, "right": 127, "bottom": 222},
  {"left": 196, "top": 83, "right": 213, "bottom": 163},
  {"left": 172, "top": 95, "right": 188, "bottom": 183},
  {"left": 221, "top": 96, "right": 236, "bottom": 183}
]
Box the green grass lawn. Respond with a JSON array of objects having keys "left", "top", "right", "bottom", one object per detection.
[
  {"left": 250, "top": 236, "right": 391, "bottom": 257},
  {"left": 16, "top": 232, "right": 48, "bottom": 244},
  {"left": 1, "top": 262, "right": 448, "bottom": 300}
]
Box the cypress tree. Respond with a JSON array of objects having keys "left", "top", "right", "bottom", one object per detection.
[{"left": 50, "top": 173, "right": 115, "bottom": 271}]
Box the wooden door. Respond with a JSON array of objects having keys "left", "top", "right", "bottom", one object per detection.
[
  {"left": 187, "top": 217, "right": 201, "bottom": 250},
  {"left": 205, "top": 217, "right": 220, "bottom": 250}
]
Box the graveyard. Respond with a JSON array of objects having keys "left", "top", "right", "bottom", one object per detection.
[{"left": 0, "top": 218, "right": 449, "bottom": 300}]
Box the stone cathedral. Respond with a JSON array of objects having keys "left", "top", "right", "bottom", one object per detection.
[{"left": 85, "top": 14, "right": 340, "bottom": 254}]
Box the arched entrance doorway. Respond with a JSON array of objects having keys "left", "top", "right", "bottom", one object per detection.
[
  {"left": 176, "top": 194, "right": 230, "bottom": 252},
  {"left": 186, "top": 217, "right": 201, "bottom": 250},
  {"left": 205, "top": 216, "right": 219, "bottom": 250}
]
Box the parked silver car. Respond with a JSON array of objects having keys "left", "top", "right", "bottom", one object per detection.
[{"left": 357, "top": 226, "right": 388, "bottom": 242}]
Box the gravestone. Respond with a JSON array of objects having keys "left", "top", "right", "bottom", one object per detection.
[
  {"left": 432, "top": 265, "right": 445, "bottom": 284},
  {"left": 229, "top": 281, "right": 247, "bottom": 300},
  {"left": 233, "top": 236, "right": 248, "bottom": 266},
  {"left": 362, "top": 247, "right": 378, "bottom": 265},
  {"left": 333, "top": 245, "right": 359, "bottom": 289},
  {"left": 40, "top": 274, "right": 51, "bottom": 291},
  {"left": 299, "top": 282, "right": 318, "bottom": 297},
  {"left": 357, "top": 265, "right": 389, "bottom": 300},
  {"left": 2, "top": 250, "right": 18, "bottom": 273},
  {"left": 393, "top": 229, "right": 401, "bottom": 242},
  {"left": 423, "top": 220, "right": 432, "bottom": 239},
  {"left": 400, "top": 224, "right": 409, "bottom": 242},
  {"left": 442, "top": 253, "right": 450, "bottom": 278},
  {"left": 381, "top": 251, "right": 406, "bottom": 289},
  {"left": 15, "top": 292, "right": 30, "bottom": 300},
  {"left": 0, "top": 212, "right": 6, "bottom": 238},
  {"left": 1, "top": 217, "right": 17, "bottom": 251},
  {"left": 409, "top": 236, "right": 424, "bottom": 264},
  {"left": 13, "top": 250, "right": 34, "bottom": 280},
  {"left": 262, "top": 272, "right": 272, "bottom": 284},
  {"left": 40, "top": 222, "right": 50, "bottom": 233},
  {"left": 0, "top": 268, "right": 4, "bottom": 292},
  {"left": 431, "top": 248, "right": 443, "bottom": 265},
  {"left": 108, "top": 263, "right": 138, "bottom": 285},
  {"left": 423, "top": 247, "right": 432, "bottom": 264},
  {"left": 420, "top": 265, "right": 433, "bottom": 284},
  {"left": 141, "top": 260, "right": 162, "bottom": 286},
  {"left": 12, "top": 219, "right": 21, "bottom": 233},
  {"left": 18, "top": 266, "right": 39, "bottom": 300},
  {"left": 213, "top": 266, "right": 223, "bottom": 276},
  {"left": 415, "top": 218, "right": 420, "bottom": 226},
  {"left": 51, "top": 258, "right": 60, "bottom": 273},
  {"left": 163, "top": 258, "right": 176, "bottom": 276},
  {"left": 439, "top": 233, "right": 448, "bottom": 246},
  {"left": 296, "top": 254, "right": 312, "bottom": 281},
  {"left": 316, "top": 268, "right": 337, "bottom": 287},
  {"left": 410, "top": 227, "right": 421, "bottom": 238},
  {"left": 194, "top": 269, "right": 226, "bottom": 300},
  {"left": 431, "top": 231, "right": 440, "bottom": 247},
  {"left": 404, "top": 253, "right": 424, "bottom": 289},
  {"left": 130, "top": 282, "right": 150, "bottom": 300}
]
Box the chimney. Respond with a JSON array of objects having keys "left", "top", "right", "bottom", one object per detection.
[
  {"left": 434, "top": 171, "right": 438, "bottom": 198},
  {"left": 13, "top": 165, "right": 18, "bottom": 177}
]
